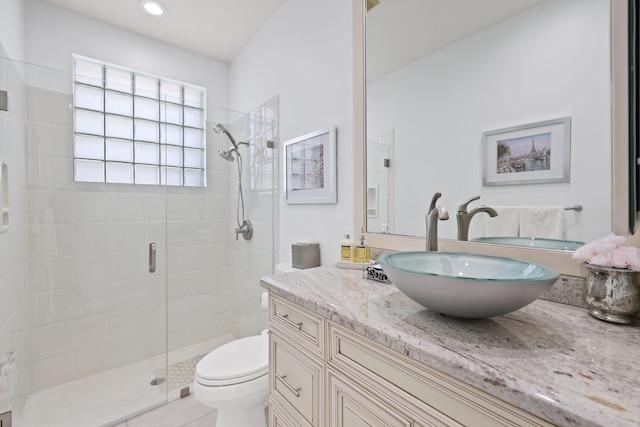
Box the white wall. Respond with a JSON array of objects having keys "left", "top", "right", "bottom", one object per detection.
[
  {"left": 229, "top": 0, "right": 355, "bottom": 266},
  {"left": 367, "top": 0, "right": 610, "bottom": 242},
  {"left": 0, "top": 0, "right": 26, "bottom": 61}
]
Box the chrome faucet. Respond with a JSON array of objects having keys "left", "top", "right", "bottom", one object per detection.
[
  {"left": 456, "top": 196, "right": 497, "bottom": 241},
  {"left": 426, "top": 192, "right": 449, "bottom": 251}
]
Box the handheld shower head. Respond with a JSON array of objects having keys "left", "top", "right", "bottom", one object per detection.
[
  {"left": 212, "top": 123, "right": 239, "bottom": 149},
  {"left": 212, "top": 122, "right": 227, "bottom": 135}
]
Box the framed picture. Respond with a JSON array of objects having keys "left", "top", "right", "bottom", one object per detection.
[
  {"left": 482, "top": 117, "right": 571, "bottom": 186},
  {"left": 283, "top": 127, "right": 337, "bottom": 204}
]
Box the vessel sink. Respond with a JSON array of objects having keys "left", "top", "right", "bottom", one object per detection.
[
  {"left": 378, "top": 251, "right": 559, "bottom": 318},
  {"left": 471, "top": 237, "right": 584, "bottom": 251}
]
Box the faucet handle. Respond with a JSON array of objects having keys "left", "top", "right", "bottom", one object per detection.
[
  {"left": 458, "top": 195, "right": 481, "bottom": 213},
  {"left": 428, "top": 192, "right": 442, "bottom": 213},
  {"left": 437, "top": 205, "right": 450, "bottom": 221}
]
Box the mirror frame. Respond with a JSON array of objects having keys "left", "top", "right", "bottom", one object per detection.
[{"left": 353, "top": 0, "right": 630, "bottom": 277}]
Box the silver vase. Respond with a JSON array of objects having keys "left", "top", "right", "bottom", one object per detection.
[{"left": 584, "top": 264, "right": 640, "bottom": 324}]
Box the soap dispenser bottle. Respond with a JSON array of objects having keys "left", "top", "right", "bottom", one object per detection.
[
  {"left": 355, "top": 227, "right": 370, "bottom": 263},
  {"left": 340, "top": 233, "right": 355, "bottom": 262}
]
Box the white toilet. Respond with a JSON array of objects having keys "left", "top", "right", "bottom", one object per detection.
[{"left": 193, "top": 330, "right": 269, "bottom": 427}]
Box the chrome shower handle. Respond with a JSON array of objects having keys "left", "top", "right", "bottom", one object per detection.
[{"left": 149, "top": 243, "right": 156, "bottom": 273}]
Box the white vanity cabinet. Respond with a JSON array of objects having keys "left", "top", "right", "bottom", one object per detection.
[
  {"left": 268, "top": 293, "right": 555, "bottom": 427},
  {"left": 268, "top": 295, "right": 325, "bottom": 427}
]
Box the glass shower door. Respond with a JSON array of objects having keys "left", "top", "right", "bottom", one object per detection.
[{"left": 0, "top": 57, "right": 171, "bottom": 426}]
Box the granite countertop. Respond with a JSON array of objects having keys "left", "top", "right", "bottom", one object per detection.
[{"left": 260, "top": 266, "right": 640, "bottom": 427}]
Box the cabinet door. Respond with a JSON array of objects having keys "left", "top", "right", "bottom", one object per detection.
[
  {"left": 271, "top": 332, "right": 324, "bottom": 427},
  {"left": 328, "top": 370, "right": 412, "bottom": 427}
]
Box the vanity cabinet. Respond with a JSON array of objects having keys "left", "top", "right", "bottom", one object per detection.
[
  {"left": 268, "top": 294, "right": 554, "bottom": 427},
  {"left": 268, "top": 295, "right": 325, "bottom": 427}
]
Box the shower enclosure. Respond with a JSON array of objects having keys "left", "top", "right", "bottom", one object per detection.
[{"left": 0, "top": 55, "right": 278, "bottom": 426}]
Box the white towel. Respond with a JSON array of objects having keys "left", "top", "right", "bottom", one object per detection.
[
  {"left": 519, "top": 206, "right": 564, "bottom": 239},
  {"left": 483, "top": 207, "right": 520, "bottom": 237}
]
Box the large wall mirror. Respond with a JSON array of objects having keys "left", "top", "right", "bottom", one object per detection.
[{"left": 354, "top": 0, "right": 632, "bottom": 276}]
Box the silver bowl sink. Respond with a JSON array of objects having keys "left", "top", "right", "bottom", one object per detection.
[
  {"left": 471, "top": 237, "right": 584, "bottom": 251},
  {"left": 378, "top": 251, "right": 559, "bottom": 318}
]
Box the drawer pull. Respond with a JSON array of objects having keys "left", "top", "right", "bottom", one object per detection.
[
  {"left": 276, "top": 373, "right": 301, "bottom": 397},
  {"left": 275, "top": 313, "right": 303, "bottom": 330}
]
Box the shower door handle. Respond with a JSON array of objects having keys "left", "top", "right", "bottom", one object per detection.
[{"left": 149, "top": 243, "right": 156, "bottom": 273}]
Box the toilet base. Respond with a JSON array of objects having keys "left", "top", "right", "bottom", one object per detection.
[{"left": 216, "top": 401, "right": 268, "bottom": 427}]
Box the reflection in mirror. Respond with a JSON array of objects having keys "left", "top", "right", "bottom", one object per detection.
[
  {"left": 471, "top": 236, "right": 584, "bottom": 251},
  {"left": 366, "top": 0, "right": 612, "bottom": 246}
]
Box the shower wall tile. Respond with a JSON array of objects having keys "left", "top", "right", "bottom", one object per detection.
[
  {"left": 34, "top": 352, "right": 74, "bottom": 390},
  {"left": 71, "top": 192, "right": 113, "bottom": 224},
  {"left": 72, "top": 344, "right": 106, "bottom": 379},
  {"left": 168, "top": 312, "right": 228, "bottom": 352},
  {"left": 245, "top": 191, "right": 275, "bottom": 222},
  {"left": 73, "top": 315, "right": 107, "bottom": 351},
  {"left": 0, "top": 53, "right": 31, "bottom": 413},
  {"left": 26, "top": 122, "right": 72, "bottom": 158},
  {"left": 205, "top": 194, "right": 229, "bottom": 218},
  {"left": 166, "top": 246, "right": 188, "bottom": 274},
  {"left": 31, "top": 156, "right": 73, "bottom": 190},
  {"left": 28, "top": 190, "right": 75, "bottom": 224},
  {"left": 107, "top": 308, "right": 145, "bottom": 341},
  {"left": 34, "top": 321, "right": 73, "bottom": 360},
  {"left": 107, "top": 193, "right": 147, "bottom": 222},
  {"left": 26, "top": 88, "right": 73, "bottom": 128},
  {"left": 107, "top": 222, "right": 146, "bottom": 252},
  {"left": 28, "top": 258, "right": 74, "bottom": 293},
  {"left": 72, "top": 223, "right": 109, "bottom": 255},
  {"left": 247, "top": 249, "right": 275, "bottom": 280},
  {"left": 73, "top": 254, "right": 110, "bottom": 286},
  {"left": 28, "top": 289, "right": 75, "bottom": 327},
  {"left": 107, "top": 250, "right": 148, "bottom": 281},
  {"left": 106, "top": 329, "right": 165, "bottom": 370},
  {"left": 0, "top": 278, "right": 11, "bottom": 330},
  {"left": 185, "top": 244, "right": 217, "bottom": 271},
  {"left": 246, "top": 219, "right": 277, "bottom": 253}
]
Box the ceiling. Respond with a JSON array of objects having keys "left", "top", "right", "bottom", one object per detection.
[
  {"left": 40, "top": 0, "right": 288, "bottom": 62},
  {"left": 39, "top": 0, "right": 546, "bottom": 77},
  {"left": 366, "top": 0, "right": 546, "bottom": 80}
]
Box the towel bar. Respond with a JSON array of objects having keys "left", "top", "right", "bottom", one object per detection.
[{"left": 564, "top": 205, "right": 583, "bottom": 211}]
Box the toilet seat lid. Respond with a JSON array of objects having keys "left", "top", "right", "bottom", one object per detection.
[{"left": 196, "top": 334, "right": 268, "bottom": 382}]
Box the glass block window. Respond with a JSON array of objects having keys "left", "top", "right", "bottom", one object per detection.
[{"left": 72, "top": 55, "right": 206, "bottom": 187}]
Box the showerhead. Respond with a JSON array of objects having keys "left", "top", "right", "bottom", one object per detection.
[
  {"left": 212, "top": 123, "right": 239, "bottom": 149},
  {"left": 211, "top": 122, "right": 227, "bottom": 135},
  {"left": 218, "top": 148, "right": 236, "bottom": 162}
]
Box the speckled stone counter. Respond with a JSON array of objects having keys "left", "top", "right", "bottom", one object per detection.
[{"left": 261, "top": 266, "right": 640, "bottom": 427}]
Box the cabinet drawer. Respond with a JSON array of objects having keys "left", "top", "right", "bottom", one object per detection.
[
  {"left": 269, "top": 294, "right": 324, "bottom": 357},
  {"left": 270, "top": 331, "right": 324, "bottom": 427},
  {"left": 328, "top": 322, "right": 554, "bottom": 427},
  {"left": 270, "top": 399, "right": 301, "bottom": 427},
  {"left": 328, "top": 369, "right": 412, "bottom": 427}
]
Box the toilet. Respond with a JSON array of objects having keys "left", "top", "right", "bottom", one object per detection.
[{"left": 193, "top": 330, "right": 269, "bottom": 427}]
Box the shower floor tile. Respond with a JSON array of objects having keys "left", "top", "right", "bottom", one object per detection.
[{"left": 15, "top": 335, "right": 234, "bottom": 427}]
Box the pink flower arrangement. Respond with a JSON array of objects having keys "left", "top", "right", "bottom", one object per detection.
[{"left": 572, "top": 234, "right": 640, "bottom": 271}]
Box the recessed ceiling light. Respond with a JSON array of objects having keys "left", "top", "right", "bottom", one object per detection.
[{"left": 138, "top": 0, "right": 167, "bottom": 17}]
